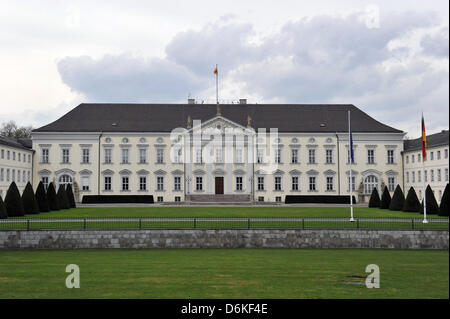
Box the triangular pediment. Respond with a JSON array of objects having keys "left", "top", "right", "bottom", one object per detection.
[{"left": 189, "top": 116, "right": 253, "bottom": 135}]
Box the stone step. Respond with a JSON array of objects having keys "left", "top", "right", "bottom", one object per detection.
[{"left": 186, "top": 194, "right": 252, "bottom": 202}]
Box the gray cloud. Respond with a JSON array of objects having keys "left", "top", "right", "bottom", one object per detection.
[{"left": 421, "top": 27, "right": 449, "bottom": 58}]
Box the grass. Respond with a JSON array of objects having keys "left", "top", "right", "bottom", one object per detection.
[{"left": 0, "top": 249, "right": 447, "bottom": 299}]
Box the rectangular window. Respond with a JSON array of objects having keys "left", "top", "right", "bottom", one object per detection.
[
  {"left": 82, "top": 148, "right": 90, "bottom": 163},
  {"left": 215, "top": 148, "right": 223, "bottom": 163},
  {"left": 258, "top": 196, "right": 264, "bottom": 202},
  {"left": 274, "top": 149, "right": 281, "bottom": 164},
  {"left": 257, "top": 176, "right": 264, "bottom": 191},
  {"left": 27, "top": 171, "right": 30, "bottom": 182},
  {"left": 445, "top": 168, "right": 449, "bottom": 182},
  {"left": 275, "top": 196, "right": 282, "bottom": 203},
  {"left": 122, "top": 176, "right": 129, "bottom": 191},
  {"left": 348, "top": 176, "right": 356, "bottom": 191},
  {"left": 104, "top": 149, "right": 112, "bottom": 163},
  {"left": 412, "top": 154, "right": 415, "bottom": 163},
  {"left": 104, "top": 176, "right": 112, "bottom": 190},
  {"left": 388, "top": 177, "right": 395, "bottom": 191},
  {"left": 195, "top": 149, "right": 202, "bottom": 164},
  {"left": 175, "top": 196, "right": 181, "bottom": 202},
  {"left": 236, "top": 176, "right": 243, "bottom": 191},
  {"left": 6, "top": 169, "right": 10, "bottom": 182},
  {"left": 174, "top": 176, "right": 181, "bottom": 191},
  {"left": 418, "top": 153, "right": 421, "bottom": 162},
  {"left": 81, "top": 176, "right": 90, "bottom": 191},
  {"left": 121, "top": 149, "right": 129, "bottom": 164},
  {"left": 174, "top": 148, "right": 183, "bottom": 163},
  {"left": 437, "top": 169, "right": 441, "bottom": 182},
  {"left": 156, "top": 149, "right": 164, "bottom": 163},
  {"left": 309, "top": 176, "right": 316, "bottom": 191},
  {"left": 12, "top": 169, "right": 15, "bottom": 182},
  {"left": 430, "top": 169, "right": 434, "bottom": 182},
  {"left": 292, "top": 176, "right": 299, "bottom": 191},
  {"left": 41, "top": 148, "right": 49, "bottom": 163},
  {"left": 7, "top": 151, "right": 10, "bottom": 160},
  {"left": 308, "top": 149, "right": 316, "bottom": 164},
  {"left": 17, "top": 170, "right": 20, "bottom": 183},
  {"left": 437, "top": 150, "right": 441, "bottom": 160},
  {"left": 430, "top": 151, "right": 434, "bottom": 160},
  {"left": 157, "top": 176, "right": 164, "bottom": 190},
  {"left": 257, "top": 148, "right": 264, "bottom": 163},
  {"left": 196, "top": 177, "right": 203, "bottom": 191},
  {"left": 406, "top": 172, "right": 410, "bottom": 183},
  {"left": 274, "top": 176, "right": 282, "bottom": 191},
  {"left": 326, "top": 149, "right": 333, "bottom": 164},
  {"left": 139, "top": 149, "right": 147, "bottom": 163},
  {"left": 418, "top": 170, "right": 421, "bottom": 182},
  {"left": 28, "top": 154, "right": 31, "bottom": 163},
  {"left": 23, "top": 170, "right": 26, "bottom": 183},
  {"left": 157, "top": 196, "right": 163, "bottom": 202},
  {"left": 1, "top": 149, "right": 3, "bottom": 159},
  {"left": 291, "top": 149, "right": 298, "bottom": 163},
  {"left": 326, "top": 176, "right": 334, "bottom": 191},
  {"left": 387, "top": 149, "right": 394, "bottom": 164},
  {"left": 62, "top": 149, "right": 70, "bottom": 163},
  {"left": 412, "top": 171, "right": 415, "bottom": 183},
  {"left": 367, "top": 149, "right": 375, "bottom": 164},
  {"left": 41, "top": 177, "right": 49, "bottom": 190},
  {"left": 235, "top": 148, "right": 243, "bottom": 163},
  {"left": 12, "top": 152, "right": 15, "bottom": 161},
  {"left": 445, "top": 149, "right": 448, "bottom": 159},
  {"left": 0, "top": 168, "right": 3, "bottom": 182},
  {"left": 424, "top": 170, "right": 428, "bottom": 182},
  {"left": 139, "top": 177, "right": 147, "bottom": 191},
  {"left": 18, "top": 153, "right": 21, "bottom": 162},
  {"left": 406, "top": 155, "right": 409, "bottom": 164}
]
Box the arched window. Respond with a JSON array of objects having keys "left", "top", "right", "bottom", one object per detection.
[
  {"left": 59, "top": 174, "right": 73, "bottom": 188},
  {"left": 364, "top": 175, "right": 378, "bottom": 194}
]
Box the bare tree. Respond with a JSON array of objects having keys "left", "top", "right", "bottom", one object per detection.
[{"left": 0, "top": 121, "right": 34, "bottom": 138}]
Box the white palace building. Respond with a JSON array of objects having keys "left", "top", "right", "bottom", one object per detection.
[{"left": 1, "top": 100, "right": 448, "bottom": 204}]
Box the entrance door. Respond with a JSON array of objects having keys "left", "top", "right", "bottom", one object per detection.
[{"left": 215, "top": 177, "right": 224, "bottom": 194}]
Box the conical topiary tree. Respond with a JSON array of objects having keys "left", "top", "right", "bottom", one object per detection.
[
  {"left": 35, "top": 181, "right": 50, "bottom": 213},
  {"left": 4, "top": 182, "right": 25, "bottom": 217},
  {"left": 66, "top": 184, "right": 76, "bottom": 208},
  {"left": 22, "top": 182, "right": 39, "bottom": 215},
  {"left": 389, "top": 185, "right": 405, "bottom": 211},
  {"left": 420, "top": 185, "right": 439, "bottom": 215},
  {"left": 0, "top": 196, "right": 7, "bottom": 219},
  {"left": 403, "top": 187, "right": 420, "bottom": 212},
  {"left": 379, "top": 186, "right": 391, "bottom": 209},
  {"left": 368, "top": 187, "right": 381, "bottom": 208},
  {"left": 438, "top": 183, "right": 449, "bottom": 217},
  {"left": 57, "top": 185, "right": 69, "bottom": 210},
  {"left": 47, "top": 182, "right": 60, "bottom": 211}
]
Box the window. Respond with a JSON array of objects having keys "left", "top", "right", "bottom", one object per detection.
[
  {"left": 274, "top": 176, "right": 282, "bottom": 191},
  {"left": 274, "top": 149, "right": 281, "bottom": 164},
  {"left": 7, "top": 151, "right": 10, "bottom": 160},
  {"left": 195, "top": 149, "right": 203, "bottom": 164},
  {"left": 104, "top": 176, "right": 112, "bottom": 190},
  {"left": 157, "top": 176, "right": 164, "bottom": 191},
  {"left": 406, "top": 172, "right": 410, "bottom": 183},
  {"left": 175, "top": 196, "right": 181, "bottom": 202},
  {"left": 12, "top": 152, "right": 15, "bottom": 161},
  {"left": 275, "top": 196, "right": 282, "bottom": 203},
  {"left": 0, "top": 149, "right": 3, "bottom": 159},
  {"left": 139, "top": 177, "right": 147, "bottom": 191},
  {"left": 28, "top": 154, "right": 31, "bottom": 163},
  {"left": 6, "top": 169, "right": 9, "bottom": 182},
  {"left": 309, "top": 176, "right": 316, "bottom": 191},
  {"left": 257, "top": 176, "right": 264, "bottom": 191},
  {"left": 419, "top": 190, "right": 422, "bottom": 199},
  {"left": 326, "top": 149, "right": 333, "bottom": 164},
  {"left": 437, "top": 150, "right": 441, "bottom": 160},
  {"left": 62, "top": 149, "right": 70, "bottom": 163},
  {"left": 41, "top": 177, "right": 49, "bottom": 190},
  {"left": 445, "top": 149, "right": 448, "bottom": 159},
  {"left": 418, "top": 170, "right": 421, "bottom": 182},
  {"left": 430, "top": 169, "right": 434, "bottom": 182},
  {"left": 348, "top": 176, "right": 356, "bottom": 192},
  {"left": 326, "top": 176, "right": 334, "bottom": 191},
  {"left": 81, "top": 176, "right": 90, "bottom": 191},
  {"left": 174, "top": 148, "right": 183, "bottom": 163},
  {"left": 17, "top": 170, "right": 20, "bottom": 183},
  {"left": 411, "top": 154, "right": 415, "bottom": 163},
  {"left": 156, "top": 149, "right": 164, "bottom": 163},
  {"left": 157, "top": 196, "right": 163, "bottom": 203},
  {"left": 424, "top": 170, "right": 428, "bottom": 182},
  {"left": 292, "top": 176, "right": 299, "bottom": 191},
  {"left": 364, "top": 175, "right": 378, "bottom": 194},
  {"left": 41, "top": 148, "right": 49, "bottom": 163},
  {"left": 367, "top": 149, "right": 375, "bottom": 164},
  {"left": 59, "top": 174, "right": 72, "bottom": 187},
  {"left": 257, "top": 148, "right": 264, "bottom": 163},
  {"left": 215, "top": 148, "right": 223, "bottom": 163},
  {"left": 291, "top": 149, "right": 298, "bottom": 163},
  {"left": 347, "top": 148, "right": 356, "bottom": 164},
  {"left": 430, "top": 151, "right": 434, "bottom": 160},
  {"left": 236, "top": 176, "right": 243, "bottom": 191},
  {"left": 418, "top": 154, "right": 421, "bottom": 162},
  {"left": 18, "top": 153, "right": 21, "bottom": 162},
  {"left": 122, "top": 176, "right": 129, "bottom": 191},
  {"left": 439, "top": 190, "right": 442, "bottom": 201},
  {"left": 412, "top": 171, "right": 415, "bottom": 183},
  {"left": 139, "top": 149, "right": 147, "bottom": 163},
  {"left": 406, "top": 155, "right": 409, "bottom": 164},
  {"left": 258, "top": 196, "right": 264, "bottom": 202},
  {"left": 121, "top": 149, "right": 129, "bottom": 164},
  {"left": 82, "top": 148, "right": 90, "bottom": 163},
  {"left": 104, "top": 149, "right": 112, "bottom": 163},
  {"left": 445, "top": 168, "right": 449, "bottom": 182},
  {"left": 388, "top": 177, "right": 395, "bottom": 192},
  {"left": 27, "top": 171, "right": 30, "bottom": 182},
  {"left": 22, "top": 170, "right": 25, "bottom": 183},
  {"left": 0, "top": 168, "right": 3, "bottom": 181},
  {"left": 308, "top": 149, "right": 316, "bottom": 164},
  {"left": 235, "top": 148, "right": 243, "bottom": 163},
  {"left": 196, "top": 177, "right": 203, "bottom": 191},
  {"left": 387, "top": 149, "right": 394, "bottom": 164},
  {"left": 174, "top": 176, "right": 181, "bottom": 191}
]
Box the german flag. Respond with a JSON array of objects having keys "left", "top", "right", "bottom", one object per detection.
[
  {"left": 213, "top": 65, "right": 218, "bottom": 76},
  {"left": 422, "top": 113, "right": 427, "bottom": 161}
]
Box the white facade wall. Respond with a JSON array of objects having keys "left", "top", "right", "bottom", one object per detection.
[{"left": 0, "top": 144, "right": 33, "bottom": 198}]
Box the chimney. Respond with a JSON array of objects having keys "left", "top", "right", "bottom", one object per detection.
[
  {"left": 188, "top": 98, "right": 195, "bottom": 104},
  {"left": 239, "top": 99, "right": 247, "bottom": 104}
]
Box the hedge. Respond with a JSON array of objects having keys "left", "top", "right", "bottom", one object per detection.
[
  {"left": 368, "top": 187, "right": 380, "bottom": 208},
  {"left": 379, "top": 186, "right": 391, "bottom": 209},
  {"left": 420, "top": 185, "right": 439, "bottom": 215},
  {"left": 57, "top": 185, "right": 70, "bottom": 210},
  {"left": 4, "top": 182, "right": 25, "bottom": 217},
  {"left": 403, "top": 187, "right": 420, "bottom": 212},
  {"left": 285, "top": 195, "right": 357, "bottom": 204},
  {"left": 47, "top": 183, "right": 60, "bottom": 211},
  {"left": 35, "top": 182, "right": 50, "bottom": 213},
  {"left": 389, "top": 185, "right": 405, "bottom": 211},
  {"left": 82, "top": 195, "right": 155, "bottom": 204},
  {"left": 22, "top": 182, "right": 39, "bottom": 215},
  {"left": 0, "top": 196, "right": 7, "bottom": 219},
  {"left": 438, "top": 183, "right": 449, "bottom": 217},
  {"left": 66, "top": 184, "right": 76, "bottom": 208}
]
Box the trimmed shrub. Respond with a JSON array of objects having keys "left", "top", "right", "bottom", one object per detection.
[
  {"left": 379, "top": 186, "right": 391, "bottom": 209},
  {"left": 389, "top": 185, "right": 405, "bottom": 211},
  {"left": 35, "top": 182, "right": 50, "bottom": 213},
  {"left": 47, "top": 183, "right": 60, "bottom": 211},
  {"left": 438, "top": 183, "right": 449, "bottom": 217},
  {"left": 66, "top": 184, "right": 76, "bottom": 208},
  {"left": 4, "top": 182, "right": 25, "bottom": 217},
  {"left": 0, "top": 196, "right": 7, "bottom": 219},
  {"left": 420, "top": 185, "right": 439, "bottom": 215},
  {"left": 284, "top": 195, "right": 357, "bottom": 204},
  {"left": 22, "top": 182, "right": 39, "bottom": 215},
  {"left": 57, "top": 185, "right": 70, "bottom": 210},
  {"left": 368, "top": 187, "right": 380, "bottom": 208},
  {"left": 82, "top": 195, "right": 155, "bottom": 204},
  {"left": 403, "top": 187, "right": 420, "bottom": 212}
]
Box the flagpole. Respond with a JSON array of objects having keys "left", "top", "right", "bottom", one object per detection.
[
  {"left": 422, "top": 112, "right": 428, "bottom": 223},
  {"left": 215, "top": 64, "right": 218, "bottom": 104},
  {"left": 348, "top": 110, "right": 354, "bottom": 222}
]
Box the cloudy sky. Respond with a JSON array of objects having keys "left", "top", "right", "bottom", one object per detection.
[{"left": 0, "top": 0, "right": 448, "bottom": 138}]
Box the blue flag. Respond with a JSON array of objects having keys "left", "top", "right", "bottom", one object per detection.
[{"left": 350, "top": 121, "right": 354, "bottom": 164}]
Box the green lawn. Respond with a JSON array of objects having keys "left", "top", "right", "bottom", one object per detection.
[{"left": 0, "top": 249, "right": 447, "bottom": 299}]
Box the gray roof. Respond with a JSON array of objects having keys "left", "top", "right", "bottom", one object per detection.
[
  {"left": 404, "top": 130, "right": 449, "bottom": 152},
  {"left": 33, "top": 103, "right": 403, "bottom": 134},
  {"left": 0, "top": 135, "right": 32, "bottom": 150}
]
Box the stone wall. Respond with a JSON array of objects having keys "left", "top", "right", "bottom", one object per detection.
[{"left": 0, "top": 229, "right": 448, "bottom": 250}]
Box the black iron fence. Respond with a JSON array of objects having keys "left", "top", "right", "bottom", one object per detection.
[{"left": 0, "top": 217, "right": 448, "bottom": 231}]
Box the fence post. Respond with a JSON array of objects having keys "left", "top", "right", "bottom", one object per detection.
[
  {"left": 139, "top": 218, "right": 142, "bottom": 230},
  {"left": 302, "top": 218, "right": 305, "bottom": 230},
  {"left": 27, "top": 219, "right": 30, "bottom": 231},
  {"left": 83, "top": 219, "right": 86, "bottom": 230},
  {"left": 194, "top": 218, "right": 197, "bottom": 229},
  {"left": 412, "top": 218, "right": 414, "bottom": 230},
  {"left": 248, "top": 218, "right": 251, "bottom": 230}
]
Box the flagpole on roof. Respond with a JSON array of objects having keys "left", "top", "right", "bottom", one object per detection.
[
  {"left": 422, "top": 112, "right": 428, "bottom": 223},
  {"left": 215, "top": 64, "right": 219, "bottom": 104},
  {"left": 349, "top": 110, "right": 355, "bottom": 222}
]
